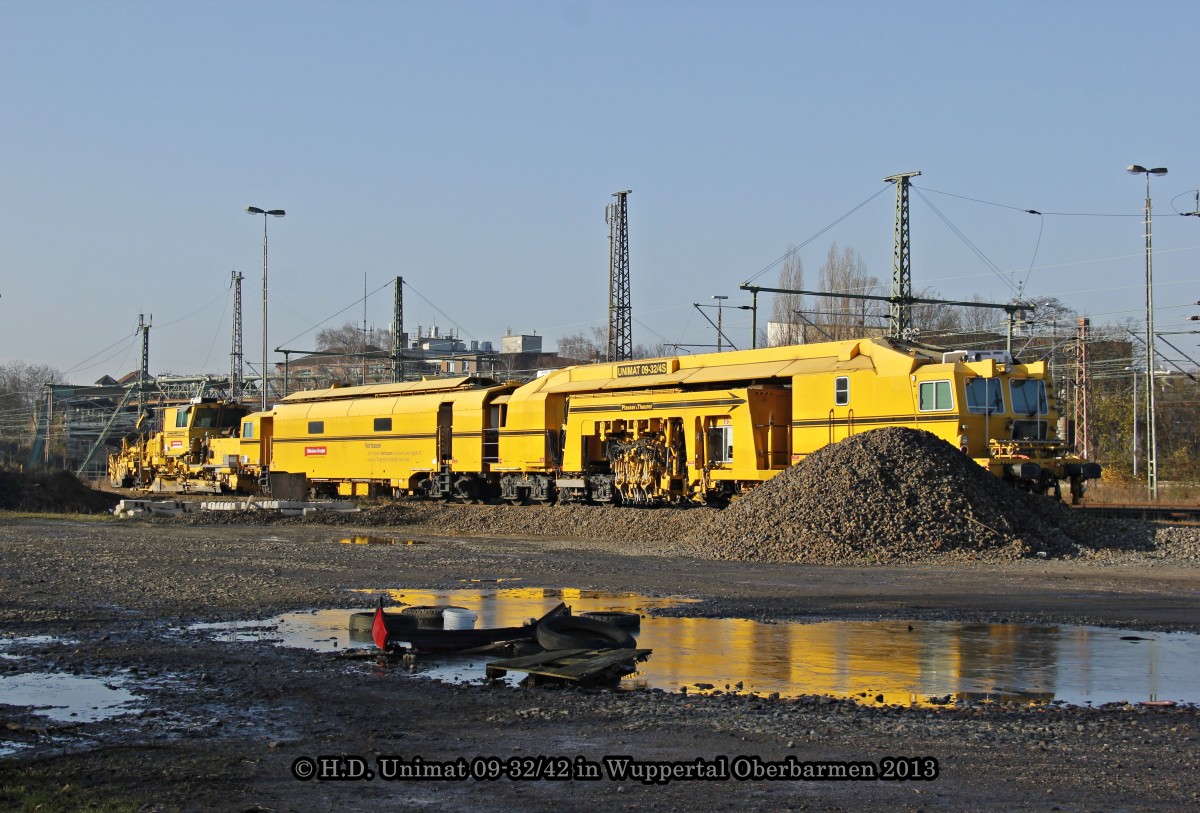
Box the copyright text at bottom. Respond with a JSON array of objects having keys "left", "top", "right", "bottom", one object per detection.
[{"left": 290, "top": 754, "right": 939, "bottom": 784}]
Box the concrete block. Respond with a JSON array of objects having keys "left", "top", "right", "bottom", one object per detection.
[{"left": 201, "top": 501, "right": 247, "bottom": 511}]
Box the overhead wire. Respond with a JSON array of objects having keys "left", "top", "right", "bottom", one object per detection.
[
  {"left": 913, "top": 188, "right": 1021, "bottom": 297},
  {"left": 1020, "top": 213, "right": 1044, "bottom": 295},
  {"left": 742, "top": 185, "right": 892, "bottom": 285},
  {"left": 111, "top": 334, "right": 136, "bottom": 378},
  {"left": 154, "top": 290, "right": 227, "bottom": 329},
  {"left": 913, "top": 185, "right": 1145, "bottom": 218},
  {"left": 632, "top": 317, "right": 672, "bottom": 348},
  {"left": 1168, "top": 189, "right": 1199, "bottom": 216},
  {"left": 276, "top": 278, "right": 394, "bottom": 349},
  {"left": 199, "top": 286, "right": 233, "bottom": 372},
  {"left": 401, "top": 281, "right": 477, "bottom": 343},
  {"left": 61, "top": 330, "right": 139, "bottom": 378}
]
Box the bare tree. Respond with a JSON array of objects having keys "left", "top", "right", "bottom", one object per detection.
[
  {"left": 910, "top": 287, "right": 962, "bottom": 341},
  {"left": 0, "top": 361, "right": 62, "bottom": 466},
  {"left": 817, "top": 243, "right": 884, "bottom": 341},
  {"left": 557, "top": 327, "right": 663, "bottom": 362},
  {"left": 309, "top": 322, "right": 394, "bottom": 385},
  {"left": 769, "top": 247, "right": 806, "bottom": 346},
  {"left": 1019, "top": 296, "right": 1077, "bottom": 337},
  {"left": 316, "top": 322, "right": 392, "bottom": 352},
  {"left": 632, "top": 341, "right": 669, "bottom": 359},
  {"left": 957, "top": 295, "right": 1003, "bottom": 336},
  {"left": 557, "top": 327, "right": 607, "bottom": 363}
]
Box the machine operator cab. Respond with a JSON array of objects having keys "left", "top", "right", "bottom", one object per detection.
[{"left": 160, "top": 398, "right": 251, "bottom": 462}]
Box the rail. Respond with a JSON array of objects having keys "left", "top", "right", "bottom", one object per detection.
[{"left": 1071, "top": 503, "right": 1200, "bottom": 524}]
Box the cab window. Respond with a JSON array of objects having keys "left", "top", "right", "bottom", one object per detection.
[
  {"left": 918, "top": 380, "right": 953, "bottom": 411},
  {"left": 834, "top": 376, "right": 849, "bottom": 406},
  {"left": 1010, "top": 379, "right": 1048, "bottom": 415},
  {"left": 707, "top": 424, "right": 733, "bottom": 464},
  {"left": 175, "top": 409, "right": 189, "bottom": 428},
  {"left": 965, "top": 378, "right": 1004, "bottom": 414},
  {"left": 242, "top": 421, "right": 254, "bottom": 439},
  {"left": 308, "top": 420, "right": 324, "bottom": 434}
]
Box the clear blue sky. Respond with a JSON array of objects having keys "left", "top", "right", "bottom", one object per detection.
[{"left": 2, "top": 0, "right": 1198, "bottom": 379}]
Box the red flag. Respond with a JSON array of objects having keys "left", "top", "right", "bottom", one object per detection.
[{"left": 372, "top": 599, "right": 389, "bottom": 650}]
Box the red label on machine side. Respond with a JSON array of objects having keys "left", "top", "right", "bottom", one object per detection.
[
  {"left": 170, "top": 440, "right": 183, "bottom": 449},
  {"left": 304, "top": 446, "right": 327, "bottom": 457}
]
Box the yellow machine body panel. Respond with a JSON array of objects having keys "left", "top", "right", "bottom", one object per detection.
[
  {"left": 494, "top": 374, "right": 568, "bottom": 473},
  {"left": 266, "top": 377, "right": 513, "bottom": 494}
]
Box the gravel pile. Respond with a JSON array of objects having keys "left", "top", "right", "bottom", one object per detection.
[
  {"left": 0, "top": 468, "right": 120, "bottom": 514},
  {"left": 1134, "top": 524, "right": 1200, "bottom": 562},
  {"left": 674, "top": 427, "right": 1160, "bottom": 564}
]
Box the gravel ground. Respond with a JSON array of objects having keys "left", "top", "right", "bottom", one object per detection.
[{"left": 3, "top": 508, "right": 1200, "bottom": 812}]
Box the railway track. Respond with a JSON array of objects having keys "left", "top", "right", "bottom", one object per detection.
[{"left": 1072, "top": 503, "right": 1200, "bottom": 524}]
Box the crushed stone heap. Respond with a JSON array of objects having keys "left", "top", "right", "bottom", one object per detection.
[{"left": 677, "top": 426, "right": 1115, "bottom": 563}]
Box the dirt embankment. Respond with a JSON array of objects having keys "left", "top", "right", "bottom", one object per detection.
[{"left": 0, "top": 469, "right": 119, "bottom": 514}]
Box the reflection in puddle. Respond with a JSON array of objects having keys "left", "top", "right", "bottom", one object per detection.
[
  {"left": 339, "top": 536, "right": 423, "bottom": 546},
  {"left": 191, "top": 588, "right": 1200, "bottom": 707},
  {"left": 0, "top": 673, "right": 139, "bottom": 723}
]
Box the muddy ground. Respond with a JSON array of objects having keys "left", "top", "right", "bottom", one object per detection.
[{"left": 2, "top": 511, "right": 1200, "bottom": 812}]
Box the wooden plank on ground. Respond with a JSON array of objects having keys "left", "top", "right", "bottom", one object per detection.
[
  {"left": 538, "top": 649, "right": 651, "bottom": 680},
  {"left": 485, "top": 648, "right": 592, "bottom": 679},
  {"left": 486, "top": 648, "right": 652, "bottom": 683}
]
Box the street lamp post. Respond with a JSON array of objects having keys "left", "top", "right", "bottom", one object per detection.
[
  {"left": 246, "top": 206, "right": 286, "bottom": 411},
  {"left": 1126, "top": 165, "right": 1166, "bottom": 501}
]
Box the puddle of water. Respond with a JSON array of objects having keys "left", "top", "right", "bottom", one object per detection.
[
  {"left": 188, "top": 589, "right": 688, "bottom": 651},
  {"left": 191, "top": 588, "right": 1200, "bottom": 707},
  {"left": 339, "top": 536, "right": 423, "bottom": 546},
  {"left": 0, "top": 672, "right": 139, "bottom": 723}
]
